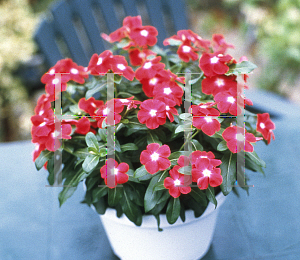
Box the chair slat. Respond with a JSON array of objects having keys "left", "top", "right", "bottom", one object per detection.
[
  {"left": 120, "top": 0, "right": 138, "bottom": 17},
  {"left": 34, "top": 20, "right": 64, "bottom": 67},
  {"left": 69, "top": 0, "right": 105, "bottom": 57},
  {"left": 51, "top": 1, "right": 89, "bottom": 66},
  {"left": 167, "top": 0, "right": 188, "bottom": 31},
  {"left": 94, "top": 0, "right": 121, "bottom": 32},
  {"left": 144, "top": 0, "right": 167, "bottom": 47}
]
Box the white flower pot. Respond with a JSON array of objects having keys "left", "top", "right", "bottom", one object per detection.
[{"left": 98, "top": 192, "right": 226, "bottom": 260}]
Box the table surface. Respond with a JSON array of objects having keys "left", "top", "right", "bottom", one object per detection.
[{"left": 1, "top": 89, "right": 300, "bottom": 260}]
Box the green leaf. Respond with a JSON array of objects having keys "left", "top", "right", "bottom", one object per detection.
[
  {"left": 73, "top": 148, "right": 90, "bottom": 159},
  {"left": 86, "top": 83, "right": 107, "bottom": 99},
  {"left": 175, "top": 125, "right": 185, "bottom": 134},
  {"left": 189, "top": 75, "right": 202, "bottom": 85},
  {"left": 189, "top": 188, "right": 208, "bottom": 206},
  {"left": 246, "top": 151, "right": 266, "bottom": 168},
  {"left": 58, "top": 169, "right": 89, "bottom": 206},
  {"left": 121, "top": 185, "right": 142, "bottom": 226},
  {"left": 206, "top": 186, "right": 217, "bottom": 208},
  {"left": 226, "top": 61, "right": 257, "bottom": 76},
  {"left": 108, "top": 187, "right": 123, "bottom": 206},
  {"left": 165, "top": 38, "right": 182, "bottom": 46},
  {"left": 92, "top": 186, "right": 108, "bottom": 203},
  {"left": 114, "top": 74, "right": 122, "bottom": 84},
  {"left": 179, "top": 113, "right": 192, "bottom": 120},
  {"left": 220, "top": 152, "right": 237, "bottom": 195},
  {"left": 46, "top": 156, "right": 55, "bottom": 185},
  {"left": 166, "top": 197, "right": 181, "bottom": 224},
  {"left": 153, "top": 182, "right": 166, "bottom": 191},
  {"left": 93, "top": 197, "right": 107, "bottom": 214},
  {"left": 147, "top": 132, "right": 162, "bottom": 145},
  {"left": 120, "top": 143, "right": 138, "bottom": 152},
  {"left": 144, "top": 174, "right": 164, "bottom": 212},
  {"left": 169, "top": 151, "right": 186, "bottom": 166},
  {"left": 178, "top": 166, "right": 192, "bottom": 175},
  {"left": 82, "top": 154, "right": 100, "bottom": 172},
  {"left": 35, "top": 150, "right": 53, "bottom": 170},
  {"left": 134, "top": 165, "right": 148, "bottom": 178},
  {"left": 217, "top": 140, "right": 228, "bottom": 151},
  {"left": 98, "top": 129, "right": 107, "bottom": 142},
  {"left": 191, "top": 139, "right": 203, "bottom": 151},
  {"left": 85, "top": 132, "right": 99, "bottom": 151}
]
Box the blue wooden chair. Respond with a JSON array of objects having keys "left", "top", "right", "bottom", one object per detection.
[{"left": 34, "top": 0, "right": 189, "bottom": 67}]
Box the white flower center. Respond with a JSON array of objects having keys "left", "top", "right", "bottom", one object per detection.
[
  {"left": 260, "top": 122, "right": 265, "bottom": 129},
  {"left": 210, "top": 56, "right": 219, "bottom": 64},
  {"left": 103, "top": 108, "right": 109, "bottom": 116},
  {"left": 205, "top": 117, "right": 213, "bottom": 123},
  {"left": 70, "top": 68, "right": 79, "bottom": 74},
  {"left": 39, "top": 122, "right": 46, "bottom": 127},
  {"left": 227, "top": 96, "right": 235, "bottom": 103},
  {"left": 202, "top": 169, "right": 212, "bottom": 177},
  {"left": 200, "top": 104, "right": 207, "bottom": 108},
  {"left": 151, "top": 152, "right": 159, "bottom": 161},
  {"left": 117, "top": 64, "right": 126, "bottom": 71},
  {"left": 97, "top": 57, "right": 103, "bottom": 65},
  {"left": 49, "top": 69, "right": 55, "bottom": 75},
  {"left": 149, "top": 109, "right": 157, "bottom": 117},
  {"left": 140, "top": 30, "right": 149, "bottom": 37},
  {"left": 91, "top": 102, "right": 96, "bottom": 108},
  {"left": 144, "top": 62, "right": 152, "bottom": 69},
  {"left": 236, "top": 133, "right": 244, "bottom": 141},
  {"left": 119, "top": 99, "right": 128, "bottom": 103},
  {"left": 182, "top": 45, "right": 191, "bottom": 53},
  {"left": 174, "top": 179, "right": 181, "bottom": 186},
  {"left": 52, "top": 78, "right": 59, "bottom": 85},
  {"left": 164, "top": 87, "right": 172, "bottom": 95},
  {"left": 149, "top": 77, "right": 158, "bottom": 85},
  {"left": 200, "top": 156, "right": 207, "bottom": 158},
  {"left": 166, "top": 105, "right": 170, "bottom": 110},
  {"left": 216, "top": 78, "right": 224, "bottom": 87}
]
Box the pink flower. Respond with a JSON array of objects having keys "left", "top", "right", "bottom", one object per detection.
[
  {"left": 140, "top": 143, "right": 171, "bottom": 174},
  {"left": 192, "top": 158, "right": 223, "bottom": 190},
  {"left": 128, "top": 48, "right": 156, "bottom": 66},
  {"left": 177, "top": 40, "right": 199, "bottom": 62},
  {"left": 187, "top": 151, "right": 222, "bottom": 168},
  {"left": 256, "top": 113, "right": 275, "bottom": 144},
  {"left": 88, "top": 51, "right": 135, "bottom": 81},
  {"left": 222, "top": 125, "right": 258, "bottom": 153},
  {"left": 199, "top": 52, "right": 232, "bottom": 77},
  {"left": 191, "top": 104, "right": 221, "bottom": 136},
  {"left": 137, "top": 99, "right": 166, "bottom": 129},
  {"left": 164, "top": 166, "right": 192, "bottom": 198},
  {"left": 214, "top": 88, "right": 241, "bottom": 116},
  {"left": 201, "top": 75, "right": 237, "bottom": 96},
  {"left": 135, "top": 57, "right": 165, "bottom": 80},
  {"left": 78, "top": 97, "right": 104, "bottom": 116},
  {"left": 129, "top": 26, "right": 158, "bottom": 47},
  {"left": 100, "top": 158, "right": 129, "bottom": 188},
  {"left": 155, "top": 96, "right": 178, "bottom": 122},
  {"left": 212, "top": 34, "right": 234, "bottom": 53}
]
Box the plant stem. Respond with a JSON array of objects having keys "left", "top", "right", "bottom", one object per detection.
[{"left": 179, "top": 129, "right": 201, "bottom": 151}]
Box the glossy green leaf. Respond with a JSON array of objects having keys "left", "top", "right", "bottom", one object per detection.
[
  {"left": 191, "top": 139, "right": 203, "bottom": 151},
  {"left": 120, "top": 143, "right": 138, "bottom": 152},
  {"left": 217, "top": 140, "right": 228, "bottom": 151},
  {"left": 178, "top": 166, "right": 192, "bottom": 175},
  {"left": 92, "top": 186, "right": 108, "bottom": 203},
  {"left": 35, "top": 150, "right": 53, "bottom": 171},
  {"left": 73, "top": 148, "right": 90, "bottom": 159},
  {"left": 108, "top": 187, "right": 123, "bottom": 206},
  {"left": 85, "top": 132, "right": 99, "bottom": 151},
  {"left": 220, "top": 152, "right": 237, "bottom": 195},
  {"left": 206, "top": 186, "right": 217, "bottom": 208},
  {"left": 226, "top": 61, "right": 257, "bottom": 76},
  {"left": 134, "top": 165, "right": 148, "bottom": 178},
  {"left": 82, "top": 154, "right": 100, "bottom": 172},
  {"left": 189, "top": 188, "right": 208, "bottom": 206},
  {"left": 166, "top": 197, "right": 181, "bottom": 224},
  {"left": 147, "top": 132, "right": 162, "bottom": 145},
  {"left": 144, "top": 174, "right": 164, "bottom": 212}
]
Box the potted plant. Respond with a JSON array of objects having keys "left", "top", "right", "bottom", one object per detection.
[{"left": 31, "top": 16, "right": 275, "bottom": 260}]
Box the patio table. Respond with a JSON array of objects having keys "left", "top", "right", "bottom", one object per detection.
[{"left": 1, "top": 89, "right": 300, "bottom": 260}]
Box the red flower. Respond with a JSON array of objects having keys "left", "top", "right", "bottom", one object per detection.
[
  {"left": 202, "top": 75, "right": 237, "bottom": 96},
  {"left": 129, "top": 26, "right": 158, "bottom": 47},
  {"left": 222, "top": 125, "right": 258, "bottom": 153},
  {"left": 187, "top": 151, "right": 222, "bottom": 168},
  {"left": 115, "top": 96, "right": 141, "bottom": 110},
  {"left": 88, "top": 51, "right": 135, "bottom": 81},
  {"left": 100, "top": 158, "right": 129, "bottom": 188},
  {"left": 135, "top": 57, "right": 165, "bottom": 80},
  {"left": 256, "top": 113, "right": 275, "bottom": 144},
  {"left": 164, "top": 166, "right": 192, "bottom": 198},
  {"left": 192, "top": 158, "right": 223, "bottom": 190},
  {"left": 214, "top": 88, "right": 241, "bottom": 116},
  {"left": 128, "top": 48, "right": 156, "bottom": 66},
  {"left": 212, "top": 34, "right": 234, "bottom": 53},
  {"left": 95, "top": 99, "right": 123, "bottom": 128},
  {"left": 137, "top": 99, "right": 166, "bottom": 129},
  {"left": 140, "top": 143, "right": 171, "bottom": 174},
  {"left": 177, "top": 40, "right": 199, "bottom": 62},
  {"left": 78, "top": 97, "right": 104, "bottom": 116},
  {"left": 191, "top": 104, "right": 221, "bottom": 136},
  {"left": 199, "top": 52, "right": 232, "bottom": 77},
  {"left": 155, "top": 96, "right": 179, "bottom": 122}
]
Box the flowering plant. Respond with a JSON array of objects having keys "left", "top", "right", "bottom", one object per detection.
[{"left": 32, "top": 16, "right": 275, "bottom": 228}]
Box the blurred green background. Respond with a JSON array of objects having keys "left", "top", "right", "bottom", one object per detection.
[{"left": 0, "top": 0, "right": 299, "bottom": 142}]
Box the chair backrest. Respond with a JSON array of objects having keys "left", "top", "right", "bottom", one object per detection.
[{"left": 34, "top": 0, "right": 189, "bottom": 67}]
